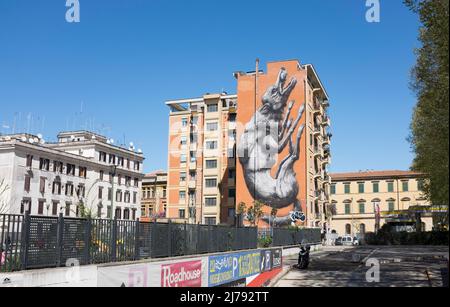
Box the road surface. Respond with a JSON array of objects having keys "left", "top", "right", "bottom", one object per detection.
[{"left": 273, "top": 246, "right": 449, "bottom": 287}]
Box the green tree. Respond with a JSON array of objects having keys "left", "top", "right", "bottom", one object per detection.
[{"left": 405, "top": 0, "right": 449, "bottom": 227}]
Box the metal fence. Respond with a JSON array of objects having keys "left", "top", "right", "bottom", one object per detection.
[
  {"left": 258, "top": 227, "right": 322, "bottom": 247},
  {"left": 0, "top": 213, "right": 257, "bottom": 272},
  {"left": 272, "top": 227, "right": 321, "bottom": 247}
]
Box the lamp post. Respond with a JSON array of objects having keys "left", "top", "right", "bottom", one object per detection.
[{"left": 110, "top": 165, "right": 117, "bottom": 219}]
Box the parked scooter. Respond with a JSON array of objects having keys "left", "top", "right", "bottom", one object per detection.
[{"left": 294, "top": 244, "right": 311, "bottom": 270}]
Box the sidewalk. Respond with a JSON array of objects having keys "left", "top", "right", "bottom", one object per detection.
[{"left": 268, "top": 246, "right": 351, "bottom": 287}]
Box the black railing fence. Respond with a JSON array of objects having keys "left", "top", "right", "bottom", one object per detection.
[
  {"left": 0, "top": 213, "right": 258, "bottom": 272},
  {"left": 1, "top": 213, "right": 320, "bottom": 272},
  {"left": 258, "top": 227, "right": 322, "bottom": 247}
]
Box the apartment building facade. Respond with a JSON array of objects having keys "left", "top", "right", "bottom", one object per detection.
[
  {"left": 166, "top": 93, "right": 237, "bottom": 225},
  {"left": 0, "top": 131, "right": 144, "bottom": 219},
  {"left": 329, "top": 170, "right": 432, "bottom": 235},
  {"left": 235, "top": 60, "right": 331, "bottom": 229},
  {"left": 140, "top": 170, "right": 167, "bottom": 221}
]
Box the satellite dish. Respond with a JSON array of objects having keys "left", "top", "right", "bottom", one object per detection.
[
  {"left": 40, "top": 139, "right": 46, "bottom": 144},
  {"left": 106, "top": 140, "right": 111, "bottom": 144},
  {"left": 37, "top": 133, "right": 43, "bottom": 139},
  {"left": 21, "top": 136, "right": 27, "bottom": 142},
  {"left": 129, "top": 142, "right": 134, "bottom": 147},
  {"left": 5, "top": 136, "right": 11, "bottom": 141},
  {"left": 92, "top": 135, "right": 96, "bottom": 140},
  {"left": 110, "top": 139, "right": 115, "bottom": 144},
  {"left": 137, "top": 149, "right": 142, "bottom": 154},
  {"left": 33, "top": 137, "right": 39, "bottom": 143},
  {"left": 29, "top": 138, "right": 35, "bottom": 144}
]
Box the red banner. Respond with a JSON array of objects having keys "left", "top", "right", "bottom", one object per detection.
[{"left": 161, "top": 260, "right": 202, "bottom": 287}]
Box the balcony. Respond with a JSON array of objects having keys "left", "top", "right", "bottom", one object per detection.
[
  {"left": 313, "top": 126, "right": 321, "bottom": 136},
  {"left": 321, "top": 99, "right": 330, "bottom": 108},
  {"left": 188, "top": 180, "right": 196, "bottom": 189},
  {"left": 189, "top": 161, "right": 197, "bottom": 170},
  {"left": 321, "top": 116, "right": 331, "bottom": 127},
  {"left": 228, "top": 158, "right": 236, "bottom": 168},
  {"left": 313, "top": 147, "right": 322, "bottom": 157}
]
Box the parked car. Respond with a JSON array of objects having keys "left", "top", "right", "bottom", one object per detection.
[{"left": 335, "top": 236, "right": 359, "bottom": 246}]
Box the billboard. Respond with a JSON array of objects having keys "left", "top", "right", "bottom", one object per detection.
[
  {"left": 208, "top": 251, "right": 261, "bottom": 287},
  {"left": 161, "top": 260, "right": 202, "bottom": 287}
]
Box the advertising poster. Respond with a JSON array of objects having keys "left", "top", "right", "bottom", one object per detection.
[
  {"left": 97, "top": 257, "right": 207, "bottom": 287},
  {"left": 208, "top": 251, "right": 261, "bottom": 287}
]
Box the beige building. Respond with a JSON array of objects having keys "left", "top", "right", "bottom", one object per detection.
[
  {"left": 141, "top": 170, "right": 167, "bottom": 222},
  {"left": 166, "top": 93, "right": 237, "bottom": 225},
  {"left": 329, "top": 170, "right": 432, "bottom": 236}
]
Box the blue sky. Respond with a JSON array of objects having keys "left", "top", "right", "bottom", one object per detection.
[{"left": 0, "top": 0, "right": 420, "bottom": 174}]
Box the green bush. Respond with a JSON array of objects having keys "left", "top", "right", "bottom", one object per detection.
[{"left": 258, "top": 236, "right": 273, "bottom": 248}]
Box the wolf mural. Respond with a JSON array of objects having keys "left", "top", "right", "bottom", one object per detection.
[{"left": 238, "top": 68, "right": 306, "bottom": 227}]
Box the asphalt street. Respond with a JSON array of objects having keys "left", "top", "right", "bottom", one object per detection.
[{"left": 273, "top": 246, "right": 449, "bottom": 287}]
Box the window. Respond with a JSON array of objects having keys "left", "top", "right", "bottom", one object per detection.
[
  {"left": 123, "top": 209, "right": 130, "bottom": 220},
  {"left": 388, "top": 202, "right": 395, "bottom": 212},
  {"left": 79, "top": 167, "right": 87, "bottom": 178},
  {"left": 189, "top": 171, "right": 197, "bottom": 181},
  {"left": 387, "top": 182, "right": 394, "bottom": 193},
  {"left": 132, "top": 209, "right": 136, "bottom": 221},
  {"left": 179, "top": 191, "right": 186, "bottom": 200},
  {"left": 331, "top": 184, "right": 336, "bottom": 195},
  {"left": 134, "top": 178, "right": 139, "bottom": 187},
  {"left": 65, "top": 203, "right": 71, "bottom": 217},
  {"left": 65, "top": 183, "right": 74, "bottom": 196},
  {"left": 345, "top": 203, "right": 351, "bottom": 214},
  {"left": 207, "top": 104, "right": 218, "bottom": 113},
  {"left": 205, "top": 178, "right": 217, "bottom": 188},
  {"left": 228, "top": 188, "right": 236, "bottom": 198},
  {"left": 108, "top": 188, "right": 112, "bottom": 201},
  {"left": 179, "top": 209, "right": 186, "bottom": 219},
  {"left": 24, "top": 175, "right": 31, "bottom": 192},
  {"left": 26, "top": 155, "right": 33, "bottom": 168},
  {"left": 97, "top": 205, "right": 103, "bottom": 218},
  {"left": 118, "top": 175, "right": 123, "bottom": 185},
  {"left": 205, "top": 140, "right": 218, "bottom": 150},
  {"left": 52, "top": 201, "right": 59, "bottom": 216},
  {"left": 206, "top": 160, "right": 217, "bottom": 169},
  {"left": 134, "top": 161, "right": 140, "bottom": 171},
  {"left": 345, "top": 224, "right": 351, "bottom": 235},
  {"left": 66, "top": 164, "right": 75, "bottom": 176},
  {"left": 228, "top": 208, "right": 236, "bottom": 219},
  {"left": 125, "top": 176, "right": 132, "bottom": 186},
  {"left": 38, "top": 200, "right": 45, "bottom": 215},
  {"left": 99, "top": 152, "right": 106, "bottom": 162},
  {"left": 181, "top": 118, "right": 188, "bottom": 127},
  {"left": 124, "top": 191, "right": 131, "bottom": 203},
  {"left": 205, "top": 197, "right": 217, "bottom": 207},
  {"left": 115, "top": 208, "right": 122, "bottom": 219},
  {"left": 133, "top": 192, "right": 137, "bottom": 204},
  {"left": 228, "top": 169, "right": 235, "bottom": 179},
  {"left": 52, "top": 181, "right": 61, "bottom": 195},
  {"left": 206, "top": 122, "right": 218, "bottom": 131},
  {"left": 180, "top": 172, "right": 187, "bottom": 182},
  {"left": 20, "top": 199, "right": 31, "bottom": 214},
  {"left": 229, "top": 113, "right": 236, "bottom": 122},
  {"left": 190, "top": 151, "right": 197, "bottom": 163},
  {"left": 180, "top": 136, "right": 187, "bottom": 146},
  {"left": 100, "top": 171, "right": 104, "bottom": 181},
  {"left": 344, "top": 184, "right": 351, "bottom": 194},
  {"left": 180, "top": 154, "right": 187, "bottom": 163},
  {"left": 372, "top": 182, "right": 379, "bottom": 193},
  {"left": 109, "top": 154, "right": 116, "bottom": 165},
  {"left": 117, "top": 190, "right": 123, "bottom": 202},
  {"left": 39, "top": 158, "right": 50, "bottom": 171},
  {"left": 358, "top": 183, "right": 365, "bottom": 194},
  {"left": 417, "top": 179, "right": 425, "bottom": 191},
  {"left": 205, "top": 217, "right": 217, "bottom": 225},
  {"left": 77, "top": 184, "right": 85, "bottom": 198},
  {"left": 359, "top": 203, "right": 365, "bottom": 214},
  {"left": 98, "top": 187, "right": 103, "bottom": 199},
  {"left": 402, "top": 181, "right": 409, "bottom": 192},
  {"left": 52, "top": 161, "right": 62, "bottom": 173},
  {"left": 360, "top": 224, "right": 366, "bottom": 234}
]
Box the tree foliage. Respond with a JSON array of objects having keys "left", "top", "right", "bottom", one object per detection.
[{"left": 405, "top": 0, "right": 449, "bottom": 224}]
